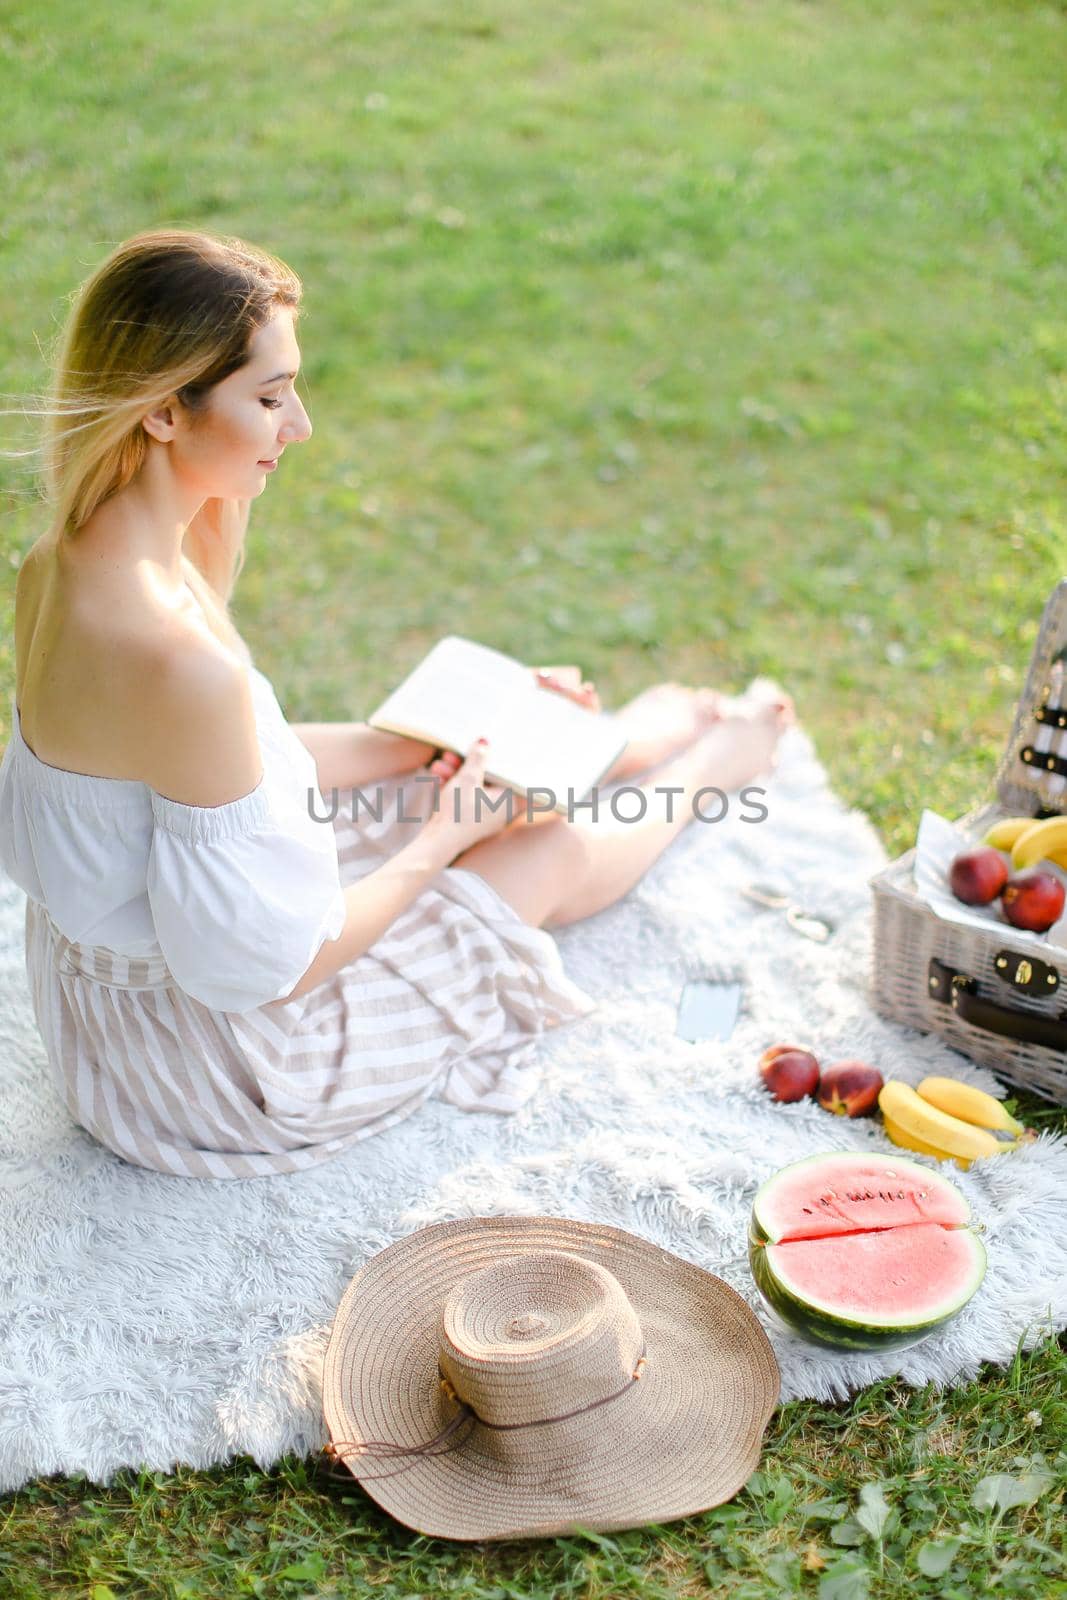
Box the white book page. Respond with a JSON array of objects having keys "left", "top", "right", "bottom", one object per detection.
[
  {"left": 369, "top": 634, "right": 629, "bottom": 805},
  {"left": 482, "top": 680, "right": 627, "bottom": 803},
  {"left": 369, "top": 636, "right": 530, "bottom": 752}
]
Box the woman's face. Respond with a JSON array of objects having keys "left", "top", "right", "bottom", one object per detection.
[{"left": 176, "top": 308, "right": 312, "bottom": 499}]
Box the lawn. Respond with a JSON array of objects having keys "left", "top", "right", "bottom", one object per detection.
[{"left": 1, "top": 0, "right": 1065, "bottom": 1594}]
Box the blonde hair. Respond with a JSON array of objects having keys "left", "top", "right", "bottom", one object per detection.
[{"left": 42, "top": 227, "right": 302, "bottom": 603}]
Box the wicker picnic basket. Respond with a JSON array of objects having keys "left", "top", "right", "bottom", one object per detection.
[{"left": 869, "top": 575, "right": 1067, "bottom": 1105}]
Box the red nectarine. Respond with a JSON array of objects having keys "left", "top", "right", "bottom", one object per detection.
[
  {"left": 758, "top": 1044, "right": 820, "bottom": 1103},
  {"left": 949, "top": 847, "right": 1009, "bottom": 907},
  {"left": 1001, "top": 869, "right": 1065, "bottom": 934},
  {"left": 817, "top": 1059, "right": 883, "bottom": 1117}
]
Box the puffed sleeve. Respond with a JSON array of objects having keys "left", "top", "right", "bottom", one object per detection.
[{"left": 146, "top": 779, "right": 348, "bottom": 1013}]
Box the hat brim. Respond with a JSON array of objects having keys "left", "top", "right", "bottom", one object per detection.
[{"left": 322, "top": 1215, "right": 780, "bottom": 1542}]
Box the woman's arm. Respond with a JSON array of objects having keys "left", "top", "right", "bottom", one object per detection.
[
  {"left": 267, "top": 825, "right": 452, "bottom": 1005},
  {"left": 291, "top": 722, "right": 438, "bottom": 791}
]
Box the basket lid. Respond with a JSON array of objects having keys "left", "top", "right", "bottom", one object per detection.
[{"left": 995, "top": 576, "right": 1067, "bottom": 816}]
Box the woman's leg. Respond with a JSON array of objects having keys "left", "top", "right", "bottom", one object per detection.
[
  {"left": 601, "top": 684, "right": 728, "bottom": 780},
  {"left": 450, "top": 699, "right": 792, "bottom": 929}
]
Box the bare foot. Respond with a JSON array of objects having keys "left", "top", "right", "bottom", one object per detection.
[
  {"left": 692, "top": 696, "right": 795, "bottom": 790},
  {"left": 612, "top": 683, "right": 732, "bottom": 774},
  {"left": 613, "top": 680, "right": 795, "bottom": 777}
]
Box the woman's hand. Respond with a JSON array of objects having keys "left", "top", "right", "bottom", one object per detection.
[
  {"left": 530, "top": 664, "right": 601, "bottom": 714},
  {"left": 422, "top": 739, "right": 530, "bottom": 858}
]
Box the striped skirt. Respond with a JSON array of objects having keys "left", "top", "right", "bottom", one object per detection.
[{"left": 23, "top": 773, "right": 599, "bottom": 1180}]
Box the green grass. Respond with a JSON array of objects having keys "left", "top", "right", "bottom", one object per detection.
[
  {"left": 2, "top": 1336, "right": 1064, "bottom": 1598},
  {"left": 1, "top": 0, "right": 1066, "bottom": 1593}
]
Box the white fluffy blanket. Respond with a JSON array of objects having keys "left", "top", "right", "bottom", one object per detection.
[{"left": 1, "top": 723, "right": 1064, "bottom": 1494}]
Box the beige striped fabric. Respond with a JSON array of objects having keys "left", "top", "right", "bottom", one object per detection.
[{"left": 16, "top": 766, "right": 599, "bottom": 1182}]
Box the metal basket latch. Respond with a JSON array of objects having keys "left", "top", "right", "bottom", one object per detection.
[{"left": 992, "top": 949, "right": 1061, "bottom": 998}]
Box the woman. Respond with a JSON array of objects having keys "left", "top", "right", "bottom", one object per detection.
[{"left": 0, "top": 228, "right": 793, "bottom": 1180}]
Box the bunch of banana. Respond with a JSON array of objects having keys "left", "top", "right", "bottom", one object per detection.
[
  {"left": 878, "top": 1077, "right": 1028, "bottom": 1169},
  {"left": 983, "top": 816, "right": 1038, "bottom": 852},
  {"left": 982, "top": 815, "right": 1067, "bottom": 872}
]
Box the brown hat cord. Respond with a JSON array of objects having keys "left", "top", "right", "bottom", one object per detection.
[{"left": 322, "top": 1346, "right": 648, "bottom": 1485}]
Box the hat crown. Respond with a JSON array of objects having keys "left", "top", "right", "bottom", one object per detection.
[{"left": 438, "top": 1250, "right": 644, "bottom": 1433}]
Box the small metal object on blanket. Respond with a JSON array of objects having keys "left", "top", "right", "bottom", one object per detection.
[{"left": 740, "top": 881, "right": 836, "bottom": 943}]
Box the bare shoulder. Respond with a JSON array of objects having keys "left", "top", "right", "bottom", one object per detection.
[
  {"left": 15, "top": 533, "right": 260, "bottom": 798},
  {"left": 138, "top": 642, "right": 263, "bottom": 809}
]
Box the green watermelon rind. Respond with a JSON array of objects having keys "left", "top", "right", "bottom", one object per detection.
[
  {"left": 750, "top": 1150, "right": 973, "bottom": 1246},
  {"left": 749, "top": 1228, "right": 988, "bottom": 1352}
]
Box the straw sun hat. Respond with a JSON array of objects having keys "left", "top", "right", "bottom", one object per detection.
[{"left": 321, "top": 1215, "right": 780, "bottom": 1541}]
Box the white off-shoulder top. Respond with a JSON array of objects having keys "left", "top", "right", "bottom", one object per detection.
[{"left": 0, "top": 665, "right": 347, "bottom": 1013}]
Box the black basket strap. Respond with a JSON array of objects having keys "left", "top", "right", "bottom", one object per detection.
[
  {"left": 928, "top": 958, "right": 1067, "bottom": 1052},
  {"left": 1020, "top": 744, "right": 1067, "bottom": 779}
]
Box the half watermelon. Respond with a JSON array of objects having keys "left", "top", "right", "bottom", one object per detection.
[{"left": 749, "top": 1151, "right": 986, "bottom": 1350}]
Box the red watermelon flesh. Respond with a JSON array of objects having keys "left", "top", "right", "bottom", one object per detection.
[
  {"left": 752, "top": 1151, "right": 971, "bottom": 1244},
  {"left": 764, "top": 1222, "right": 983, "bottom": 1328}
]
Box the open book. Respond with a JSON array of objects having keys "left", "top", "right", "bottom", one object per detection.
[{"left": 368, "top": 636, "right": 629, "bottom": 814}]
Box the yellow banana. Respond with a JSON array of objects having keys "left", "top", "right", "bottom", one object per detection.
[
  {"left": 1010, "top": 816, "right": 1067, "bottom": 871},
  {"left": 878, "top": 1081, "right": 1006, "bottom": 1163},
  {"left": 1011, "top": 839, "right": 1067, "bottom": 872},
  {"left": 883, "top": 1113, "right": 971, "bottom": 1169},
  {"left": 916, "top": 1075, "right": 1024, "bottom": 1138},
  {"left": 982, "top": 816, "right": 1038, "bottom": 852}
]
